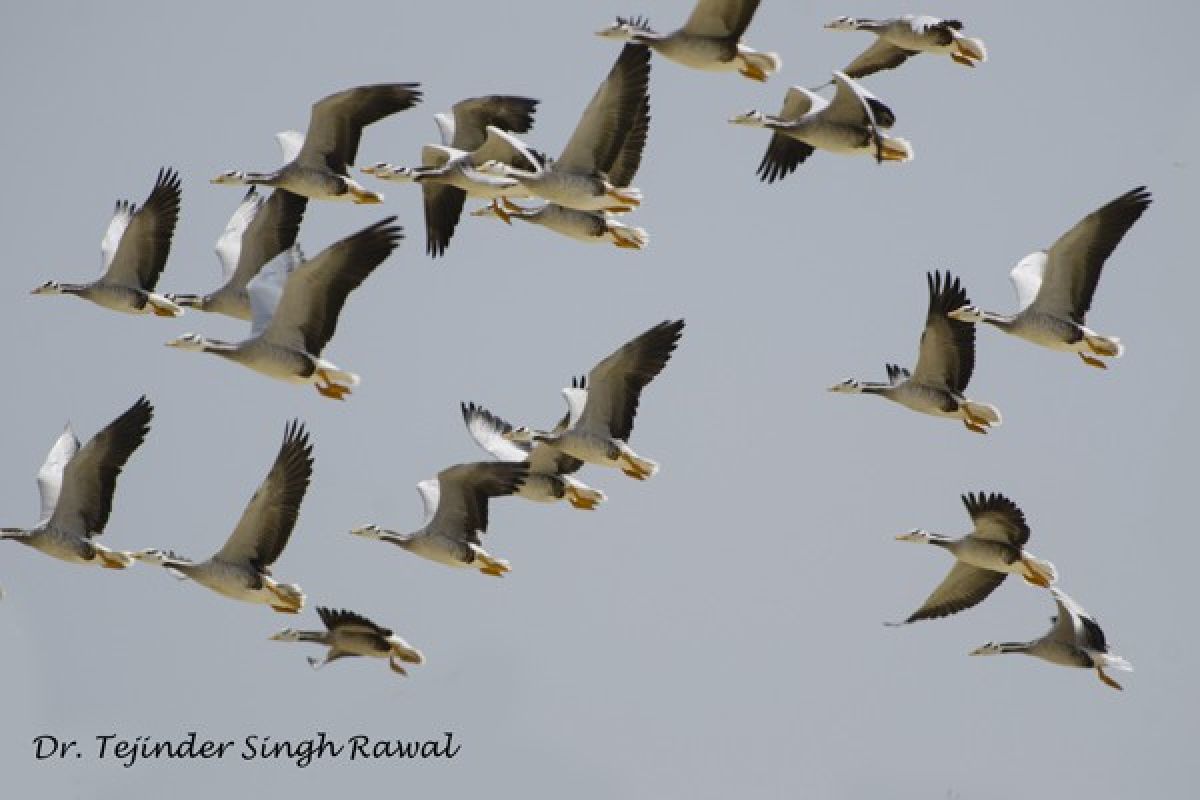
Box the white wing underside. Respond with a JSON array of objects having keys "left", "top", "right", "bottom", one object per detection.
[
  {"left": 416, "top": 479, "right": 440, "bottom": 524},
  {"left": 561, "top": 387, "right": 590, "bottom": 432},
  {"left": 247, "top": 245, "right": 304, "bottom": 337},
  {"left": 478, "top": 127, "right": 541, "bottom": 173},
  {"left": 421, "top": 144, "right": 459, "bottom": 169},
  {"left": 1048, "top": 587, "right": 1085, "bottom": 643},
  {"left": 36, "top": 426, "right": 79, "bottom": 525},
  {"left": 434, "top": 112, "right": 455, "bottom": 147},
  {"left": 215, "top": 189, "right": 268, "bottom": 281},
  {"left": 275, "top": 131, "right": 306, "bottom": 165},
  {"left": 780, "top": 86, "right": 822, "bottom": 120},
  {"left": 99, "top": 204, "right": 134, "bottom": 273},
  {"left": 465, "top": 417, "right": 529, "bottom": 463},
  {"left": 1009, "top": 251, "right": 1048, "bottom": 311}
]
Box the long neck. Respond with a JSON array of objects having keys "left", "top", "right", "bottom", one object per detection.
[
  {"left": 851, "top": 18, "right": 886, "bottom": 32},
  {"left": 0, "top": 527, "right": 28, "bottom": 541},
  {"left": 242, "top": 170, "right": 280, "bottom": 186},
  {"left": 995, "top": 642, "right": 1031, "bottom": 655},
  {"left": 59, "top": 283, "right": 90, "bottom": 296},
  {"left": 295, "top": 631, "right": 329, "bottom": 644},
  {"left": 926, "top": 535, "right": 955, "bottom": 550},
  {"left": 859, "top": 383, "right": 894, "bottom": 397},
  {"left": 981, "top": 311, "right": 1017, "bottom": 330}
]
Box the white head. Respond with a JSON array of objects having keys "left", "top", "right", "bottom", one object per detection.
[
  {"left": 968, "top": 642, "right": 1019, "bottom": 657},
  {"left": 595, "top": 16, "right": 646, "bottom": 40},
  {"left": 729, "top": 110, "right": 768, "bottom": 128},
  {"left": 30, "top": 280, "right": 62, "bottom": 296},
  {"left": 132, "top": 548, "right": 170, "bottom": 566},
  {"left": 474, "top": 160, "right": 512, "bottom": 178},
  {"left": 270, "top": 628, "right": 301, "bottom": 642},
  {"left": 210, "top": 169, "right": 248, "bottom": 185},
  {"left": 165, "top": 333, "right": 209, "bottom": 351},
  {"left": 947, "top": 304, "right": 985, "bottom": 323},
  {"left": 502, "top": 425, "right": 536, "bottom": 444},
  {"left": 895, "top": 528, "right": 936, "bottom": 543},
  {"left": 349, "top": 524, "right": 385, "bottom": 541},
  {"left": 827, "top": 379, "right": 862, "bottom": 394},
  {"left": 824, "top": 16, "right": 859, "bottom": 31}
]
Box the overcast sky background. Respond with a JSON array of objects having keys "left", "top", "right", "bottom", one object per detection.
[{"left": 1, "top": 1, "right": 1195, "bottom": 797}]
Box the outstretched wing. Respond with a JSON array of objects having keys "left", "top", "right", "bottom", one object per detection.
[
  {"left": 215, "top": 421, "right": 313, "bottom": 571},
  {"left": 318, "top": 606, "right": 392, "bottom": 637},
  {"left": 576, "top": 320, "right": 685, "bottom": 441},
  {"left": 911, "top": 271, "right": 975, "bottom": 392},
  {"left": 428, "top": 462, "right": 528, "bottom": 545},
  {"left": 843, "top": 38, "right": 918, "bottom": 79},
  {"left": 101, "top": 168, "right": 182, "bottom": 290},
  {"left": 49, "top": 397, "right": 153, "bottom": 537},
  {"left": 296, "top": 83, "right": 423, "bottom": 172},
  {"left": 557, "top": 44, "right": 651, "bottom": 176},
  {"left": 263, "top": 218, "right": 402, "bottom": 354},
  {"left": 962, "top": 492, "right": 1030, "bottom": 547},
  {"left": 901, "top": 562, "right": 1007, "bottom": 624},
  {"left": 682, "top": 0, "right": 762, "bottom": 39},
  {"left": 1029, "top": 187, "right": 1152, "bottom": 322}
]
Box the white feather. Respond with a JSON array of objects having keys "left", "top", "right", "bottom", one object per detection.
[
  {"left": 36, "top": 425, "right": 79, "bottom": 525},
  {"left": 1009, "top": 251, "right": 1048, "bottom": 311}
]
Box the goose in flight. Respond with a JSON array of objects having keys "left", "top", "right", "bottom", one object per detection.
[
  {"left": 890, "top": 493, "right": 1057, "bottom": 625},
  {"left": 730, "top": 72, "right": 912, "bottom": 183},
  {"left": 272, "top": 606, "right": 424, "bottom": 676},
  {"left": 350, "top": 462, "right": 529, "bottom": 577},
  {"left": 212, "top": 83, "right": 422, "bottom": 204},
  {"left": 829, "top": 272, "right": 1001, "bottom": 434},
  {"left": 508, "top": 320, "right": 685, "bottom": 480},
  {"left": 167, "top": 187, "right": 308, "bottom": 319},
  {"left": 32, "top": 169, "right": 183, "bottom": 317},
  {"left": 471, "top": 44, "right": 649, "bottom": 214},
  {"left": 166, "top": 218, "right": 403, "bottom": 399},
  {"left": 1, "top": 396, "right": 152, "bottom": 570},
  {"left": 971, "top": 588, "right": 1133, "bottom": 691},
  {"left": 134, "top": 421, "right": 311, "bottom": 613},
  {"left": 360, "top": 94, "right": 540, "bottom": 256},
  {"left": 948, "top": 187, "right": 1152, "bottom": 369},
  {"left": 461, "top": 395, "right": 607, "bottom": 510},
  {"left": 826, "top": 15, "right": 987, "bottom": 78},
  {"left": 596, "top": 2, "right": 780, "bottom": 82},
  {"left": 470, "top": 97, "right": 651, "bottom": 249}
]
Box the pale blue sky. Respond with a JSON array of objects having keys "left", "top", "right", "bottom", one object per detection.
[{"left": 1, "top": 1, "right": 1196, "bottom": 797}]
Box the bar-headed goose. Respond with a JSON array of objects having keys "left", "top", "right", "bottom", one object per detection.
[
  {"left": 360, "top": 95, "right": 540, "bottom": 256},
  {"left": 166, "top": 218, "right": 402, "bottom": 399},
  {"left": 971, "top": 588, "right": 1132, "bottom": 691},
  {"left": 596, "top": 2, "right": 780, "bottom": 82},
  {"left": 167, "top": 187, "right": 307, "bottom": 319},
  {"left": 829, "top": 272, "right": 1000, "bottom": 434},
  {"left": 32, "top": 169, "right": 183, "bottom": 317},
  {"left": 890, "top": 493, "right": 1057, "bottom": 625},
  {"left": 730, "top": 72, "right": 912, "bottom": 183},
  {"left": 461, "top": 395, "right": 607, "bottom": 510},
  {"left": 472, "top": 44, "right": 649, "bottom": 214},
  {"left": 134, "top": 421, "right": 311, "bottom": 613},
  {"left": 212, "top": 83, "right": 422, "bottom": 203},
  {"left": 272, "top": 606, "right": 424, "bottom": 676},
  {"left": 470, "top": 97, "right": 651, "bottom": 249},
  {"left": 350, "top": 462, "right": 529, "bottom": 577},
  {"left": 1, "top": 396, "right": 152, "bottom": 570},
  {"left": 508, "top": 320, "right": 685, "bottom": 480},
  {"left": 826, "top": 15, "right": 987, "bottom": 77},
  {"left": 948, "top": 187, "right": 1152, "bottom": 369}
]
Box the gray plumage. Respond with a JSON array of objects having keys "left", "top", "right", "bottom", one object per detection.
[{"left": 1, "top": 396, "right": 152, "bottom": 569}]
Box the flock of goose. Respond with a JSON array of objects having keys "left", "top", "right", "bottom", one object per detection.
[{"left": 8, "top": 1, "right": 1153, "bottom": 688}]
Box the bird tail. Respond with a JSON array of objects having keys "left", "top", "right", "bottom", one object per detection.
[
  {"left": 166, "top": 293, "right": 203, "bottom": 310},
  {"left": 964, "top": 400, "right": 1002, "bottom": 426},
  {"left": 879, "top": 135, "right": 915, "bottom": 163},
  {"left": 564, "top": 481, "right": 608, "bottom": 510},
  {"left": 273, "top": 582, "right": 306, "bottom": 611},
  {"left": 620, "top": 450, "right": 659, "bottom": 481},
  {"left": 1100, "top": 652, "right": 1133, "bottom": 672},
  {"left": 609, "top": 223, "right": 649, "bottom": 250},
  {"left": 146, "top": 293, "right": 185, "bottom": 318},
  {"left": 739, "top": 48, "right": 782, "bottom": 77},
  {"left": 1019, "top": 553, "right": 1058, "bottom": 588},
  {"left": 1085, "top": 333, "right": 1124, "bottom": 358},
  {"left": 315, "top": 359, "right": 361, "bottom": 388},
  {"left": 955, "top": 36, "right": 988, "bottom": 63}
]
